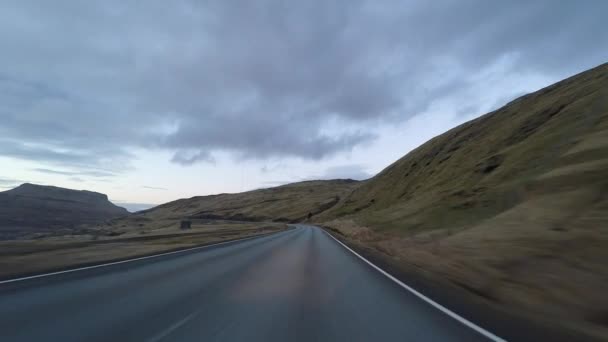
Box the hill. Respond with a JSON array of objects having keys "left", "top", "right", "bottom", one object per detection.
[
  {"left": 0, "top": 183, "right": 128, "bottom": 239},
  {"left": 112, "top": 179, "right": 359, "bottom": 233},
  {"left": 317, "top": 62, "right": 608, "bottom": 338}
]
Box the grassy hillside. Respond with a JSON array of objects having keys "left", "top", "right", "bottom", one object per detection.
[
  {"left": 113, "top": 179, "right": 359, "bottom": 232},
  {"left": 320, "top": 62, "right": 607, "bottom": 232},
  {"left": 319, "top": 62, "right": 608, "bottom": 338}
]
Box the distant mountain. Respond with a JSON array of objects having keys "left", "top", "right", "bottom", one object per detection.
[
  {"left": 0, "top": 183, "right": 128, "bottom": 239},
  {"left": 121, "top": 179, "right": 358, "bottom": 227}
]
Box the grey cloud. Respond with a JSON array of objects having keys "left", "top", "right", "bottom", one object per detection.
[
  {"left": 32, "top": 168, "right": 116, "bottom": 178},
  {"left": 32, "top": 169, "right": 78, "bottom": 176},
  {"left": 455, "top": 105, "right": 481, "bottom": 118},
  {"left": 170, "top": 150, "right": 215, "bottom": 165},
  {"left": 164, "top": 115, "right": 375, "bottom": 161},
  {"left": 0, "top": 138, "right": 131, "bottom": 174},
  {"left": 0, "top": 178, "right": 20, "bottom": 185},
  {"left": 0, "top": 0, "right": 606, "bottom": 170},
  {"left": 142, "top": 185, "right": 168, "bottom": 191},
  {"left": 0, "top": 140, "right": 95, "bottom": 166},
  {"left": 260, "top": 162, "right": 294, "bottom": 176}
]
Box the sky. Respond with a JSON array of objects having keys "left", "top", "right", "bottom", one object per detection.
[{"left": 1, "top": 0, "right": 607, "bottom": 211}]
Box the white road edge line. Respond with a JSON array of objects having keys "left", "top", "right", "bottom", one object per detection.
[
  {"left": 0, "top": 231, "right": 283, "bottom": 285},
  {"left": 322, "top": 229, "right": 507, "bottom": 342}
]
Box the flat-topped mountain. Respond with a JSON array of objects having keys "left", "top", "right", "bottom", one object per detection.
[{"left": 0, "top": 183, "right": 128, "bottom": 239}]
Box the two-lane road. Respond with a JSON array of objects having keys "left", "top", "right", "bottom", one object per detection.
[{"left": 0, "top": 225, "right": 500, "bottom": 341}]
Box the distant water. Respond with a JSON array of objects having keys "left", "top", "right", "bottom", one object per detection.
[{"left": 111, "top": 202, "right": 156, "bottom": 213}]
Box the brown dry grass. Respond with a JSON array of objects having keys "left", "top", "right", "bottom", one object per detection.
[{"left": 0, "top": 221, "right": 286, "bottom": 279}]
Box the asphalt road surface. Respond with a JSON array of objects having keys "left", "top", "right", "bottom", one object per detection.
[{"left": 0, "top": 225, "right": 501, "bottom": 341}]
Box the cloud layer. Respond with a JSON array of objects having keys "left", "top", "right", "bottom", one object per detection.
[{"left": 1, "top": 0, "right": 606, "bottom": 172}]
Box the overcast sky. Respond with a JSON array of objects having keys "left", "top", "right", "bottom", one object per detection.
[{"left": 1, "top": 0, "right": 606, "bottom": 210}]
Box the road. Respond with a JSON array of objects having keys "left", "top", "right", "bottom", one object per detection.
[{"left": 0, "top": 225, "right": 500, "bottom": 341}]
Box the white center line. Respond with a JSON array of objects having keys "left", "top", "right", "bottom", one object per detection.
[{"left": 146, "top": 310, "right": 202, "bottom": 342}]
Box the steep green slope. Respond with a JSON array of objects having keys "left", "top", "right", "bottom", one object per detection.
[
  {"left": 320, "top": 62, "right": 608, "bottom": 234},
  {"left": 318, "top": 62, "right": 608, "bottom": 339}
]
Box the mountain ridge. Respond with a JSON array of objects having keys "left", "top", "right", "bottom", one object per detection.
[
  {"left": 0, "top": 183, "right": 128, "bottom": 239},
  {"left": 4, "top": 183, "right": 112, "bottom": 203},
  {"left": 130, "top": 179, "right": 359, "bottom": 224}
]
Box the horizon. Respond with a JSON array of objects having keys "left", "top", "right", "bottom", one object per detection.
[
  {"left": 1, "top": 1, "right": 607, "bottom": 209},
  {"left": 1, "top": 177, "right": 362, "bottom": 212}
]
